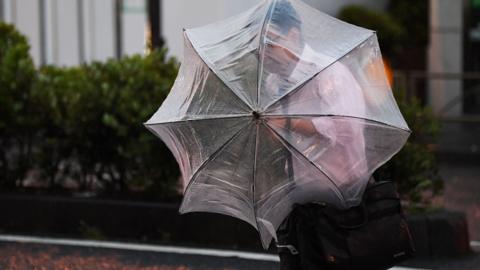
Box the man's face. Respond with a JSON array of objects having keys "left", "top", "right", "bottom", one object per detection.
[{"left": 264, "top": 27, "right": 302, "bottom": 76}]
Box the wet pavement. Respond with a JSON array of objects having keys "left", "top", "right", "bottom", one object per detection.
[{"left": 438, "top": 161, "right": 480, "bottom": 242}]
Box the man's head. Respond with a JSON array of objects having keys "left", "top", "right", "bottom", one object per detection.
[
  {"left": 272, "top": 0, "right": 302, "bottom": 36},
  {"left": 264, "top": 0, "right": 304, "bottom": 76}
]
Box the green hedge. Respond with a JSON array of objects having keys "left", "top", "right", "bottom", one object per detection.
[
  {"left": 0, "top": 22, "right": 180, "bottom": 200},
  {"left": 0, "top": 23, "right": 37, "bottom": 189}
]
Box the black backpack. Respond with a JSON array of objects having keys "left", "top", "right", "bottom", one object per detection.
[{"left": 276, "top": 181, "right": 416, "bottom": 270}]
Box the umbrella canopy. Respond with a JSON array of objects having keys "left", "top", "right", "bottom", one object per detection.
[{"left": 145, "top": 0, "right": 410, "bottom": 248}]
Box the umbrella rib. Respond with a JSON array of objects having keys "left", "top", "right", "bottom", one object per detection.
[
  {"left": 252, "top": 123, "right": 260, "bottom": 231},
  {"left": 261, "top": 32, "right": 376, "bottom": 112},
  {"left": 256, "top": 0, "right": 277, "bottom": 109},
  {"left": 262, "top": 121, "right": 347, "bottom": 204},
  {"left": 180, "top": 120, "right": 253, "bottom": 208},
  {"left": 262, "top": 114, "right": 411, "bottom": 133},
  {"left": 144, "top": 114, "right": 252, "bottom": 126}
]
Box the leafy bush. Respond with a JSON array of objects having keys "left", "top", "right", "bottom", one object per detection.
[
  {"left": 0, "top": 22, "right": 181, "bottom": 200},
  {"left": 0, "top": 23, "right": 37, "bottom": 189},
  {"left": 31, "top": 65, "right": 86, "bottom": 189},
  {"left": 33, "top": 53, "right": 180, "bottom": 199}
]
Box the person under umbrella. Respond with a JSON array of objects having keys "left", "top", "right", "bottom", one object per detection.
[{"left": 261, "top": 0, "right": 369, "bottom": 200}]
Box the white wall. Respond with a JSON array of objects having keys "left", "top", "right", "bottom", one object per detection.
[
  {"left": 13, "top": 0, "right": 41, "bottom": 64},
  {"left": 56, "top": 0, "right": 81, "bottom": 66},
  {"left": 82, "top": 0, "right": 116, "bottom": 63},
  {"left": 122, "top": 0, "right": 147, "bottom": 56}
]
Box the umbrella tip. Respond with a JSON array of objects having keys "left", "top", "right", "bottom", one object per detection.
[{"left": 252, "top": 111, "right": 260, "bottom": 120}]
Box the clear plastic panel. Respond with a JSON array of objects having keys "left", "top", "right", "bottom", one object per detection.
[
  {"left": 266, "top": 116, "right": 410, "bottom": 204},
  {"left": 180, "top": 122, "right": 257, "bottom": 228},
  {"left": 258, "top": 0, "right": 373, "bottom": 110},
  {"left": 254, "top": 123, "right": 344, "bottom": 248},
  {"left": 185, "top": 1, "right": 270, "bottom": 108},
  {"left": 265, "top": 35, "right": 409, "bottom": 131},
  {"left": 146, "top": 117, "right": 250, "bottom": 190},
  {"left": 146, "top": 33, "right": 250, "bottom": 125}
]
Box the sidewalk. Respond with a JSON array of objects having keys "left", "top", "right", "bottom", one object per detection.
[{"left": 2, "top": 234, "right": 480, "bottom": 270}]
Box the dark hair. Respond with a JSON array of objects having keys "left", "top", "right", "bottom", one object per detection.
[{"left": 272, "top": 0, "right": 302, "bottom": 35}]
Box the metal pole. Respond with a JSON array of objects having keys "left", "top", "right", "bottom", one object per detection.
[
  {"left": 39, "top": 0, "right": 47, "bottom": 65},
  {"left": 147, "top": 0, "right": 163, "bottom": 50},
  {"left": 114, "top": 0, "right": 123, "bottom": 59},
  {"left": 77, "top": 0, "right": 85, "bottom": 64},
  {"left": 0, "top": 0, "right": 4, "bottom": 22}
]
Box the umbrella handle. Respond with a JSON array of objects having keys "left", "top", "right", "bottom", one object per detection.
[{"left": 276, "top": 244, "right": 300, "bottom": 255}]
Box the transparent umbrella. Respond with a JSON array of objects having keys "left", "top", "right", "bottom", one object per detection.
[{"left": 145, "top": 0, "right": 410, "bottom": 248}]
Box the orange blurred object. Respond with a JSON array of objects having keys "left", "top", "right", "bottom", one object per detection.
[
  {"left": 382, "top": 57, "right": 394, "bottom": 87},
  {"left": 364, "top": 56, "right": 394, "bottom": 88}
]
